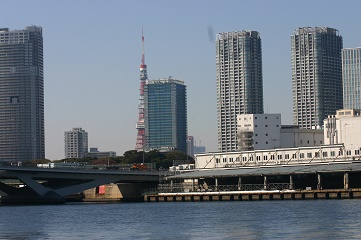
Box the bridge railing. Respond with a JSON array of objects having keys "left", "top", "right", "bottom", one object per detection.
[{"left": 142, "top": 183, "right": 291, "bottom": 195}]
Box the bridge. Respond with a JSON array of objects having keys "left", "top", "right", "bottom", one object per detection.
[{"left": 0, "top": 166, "right": 160, "bottom": 204}]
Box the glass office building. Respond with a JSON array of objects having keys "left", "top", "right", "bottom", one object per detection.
[
  {"left": 0, "top": 26, "right": 44, "bottom": 161},
  {"left": 342, "top": 48, "right": 361, "bottom": 110},
  {"left": 144, "top": 78, "right": 187, "bottom": 153}
]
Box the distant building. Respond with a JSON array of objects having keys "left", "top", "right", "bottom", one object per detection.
[
  {"left": 291, "top": 27, "right": 343, "bottom": 129},
  {"left": 64, "top": 128, "right": 88, "bottom": 159},
  {"left": 342, "top": 48, "right": 361, "bottom": 110},
  {"left": 144, "top": 77, "right": 187, "bottom": 153},
  {"left": 237, "top": 114, "right": 281, "bottom": 151},
  {"left": 187, "top": 136, "right": 194, "bottom": 157},
  {"left": 87, "top": 147, "right": 116, "bottom": 158},
  {"left": 216, "top": 30, "right": 264, "bottom": 152},
  {"left": 194, "top": 145, "right": 206, "bottom": 154},
  {"left": 0, "top": 26, "right": 44, "bottom": 161}
]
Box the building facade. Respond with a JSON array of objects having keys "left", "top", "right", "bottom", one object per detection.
[
  {"left": 237, "top": 114, "right": 281, "bottom": 151},
  {"left": 342, "top": 48, "right": 361, "bottom": 110},
  {"left": 64, "top": 128, "right": 88, "bottom": 159},
  {"left": 280, "top": 125, "right": 324, "bottom": 148},
  {"left": 216, "top": 30, "right": 264, "bottom": 152},
  {"left": 291, "top": 27, "right": 343, "bottom": 129},
  {"left": 0, "top": 26, "right": 44, "bottom": 161},
  {"left": 144, "top": 77, "right": 187, "bottom": 153},
  {"left": 87, "top": 147, "right": 116, "bottom": 158}
]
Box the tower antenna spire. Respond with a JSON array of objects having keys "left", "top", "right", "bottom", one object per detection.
[{"left": 141, "top": 28, "right": 145, "bottom": 66}]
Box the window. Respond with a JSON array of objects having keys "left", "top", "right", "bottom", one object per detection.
[
  {"left": 256, "top": 156, "right": 261, "bottom": 161},
  {"left": 347, "top": 150, "right": 352, "bottom": 156},
  {"left": 236, "top": 157, "right": 240, "bottom": 162},
  {"left": 323, "top": 152, "right": 328, "bottom": 157},
  {"left": 331, "top": 151, "right": 335, "bottom": 157},
  {"left": 285, "top": 154, "right": 289, "bottom": 159},
  {"left": 270, "top": 155, "right": 275, "bottom": 160},
  {"left": 242, "top": 157, "right": 247, "bottom": 161},
  {"left": 278, "top": 155, "right": 282, "bottom": 160},
  {"left": 229, "top": 158, "right": 233, "bottom": 162},
  {"left": 292, "top": 153, "right": 297, "bottom": 158},
  {"left": 249, "top": 156, "right": 253, "bottom": 161},
  {"left": 307, "top": 153, "right": 312, "bottom": 158},
  {"left": 300, "top": 153, "right": 304, "bottom": 158},
  {"left": 223, "top": 158, "right": 227, "bottom": 163},
  {"left": 264, "top": 156, "right": 268, "bottom": 160},
  {"left": 216, "top": 158, "right": 220, "bottom": 163},
  {"left": 339, "top": 150, "right": 343, "bottom": 156},
  {"left": 315, "top": 152, "right": 319, "bottom": 157},
  {"left": 355, "top": 150, "right": 360, "bottom": 155}
]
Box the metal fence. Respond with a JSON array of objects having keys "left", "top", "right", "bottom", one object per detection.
[{"left": 142, "top": 183, "right": 291, "bottom": 195}]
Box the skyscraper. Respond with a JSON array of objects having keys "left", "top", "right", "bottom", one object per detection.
[
  {"left": 216, "top": 31, "right": 264, "bottom": 152},
  {"left": 342, "top": 48, "right": 361, "bottom": 110},
  {"left": 291, "top": 27, "right": 343, "bottom": 129},
  {"left": 0, "top": 26, "right": 44, "bottom": 161},
  {"left": 64, "top": 128, "right": 88, "bottom": 159},
  {"left": 144, "top": 77, "right": 187, "bottom": 153}
]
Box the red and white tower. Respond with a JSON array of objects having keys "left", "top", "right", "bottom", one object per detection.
[{"left": 135, "top": 30, "right": 147, "bottom": 151}]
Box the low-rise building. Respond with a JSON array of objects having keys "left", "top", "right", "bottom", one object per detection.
[{"left": 87, "top": 147, "right": 116, "bottom": 158}]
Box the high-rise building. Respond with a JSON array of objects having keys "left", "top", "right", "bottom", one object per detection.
[
  {"left": 0, "top": 26, "right": 44, "bottom": 162},
  {"left": 135, "top": 31, "right": 147, "bottom": 151},
  {"left": 144, "top": 77, "right": 187, "bottom": 153},
  {"left": 291, "top": 27, "right": 343, "bottom": 129},
  {"left": 216, "top": 31, "right": 264, "bottom": 152},
  {"left": 342, "top": 48, "right": 361, "bottom": 110},
  {"left": 64, "top": 128, "right": 88, "bottom": 159}
]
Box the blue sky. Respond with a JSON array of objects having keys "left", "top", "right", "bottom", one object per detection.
[{"left": 1, "top": 0, "right": 361, "bottom": 160}]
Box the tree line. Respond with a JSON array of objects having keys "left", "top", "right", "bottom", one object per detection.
[{"left": 23, "top": 150, "right": 194, "bottom": 169}]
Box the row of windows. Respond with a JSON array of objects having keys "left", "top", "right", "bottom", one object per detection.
[{"left": 215, "top": 149, "right": 361, "bottom": 163}]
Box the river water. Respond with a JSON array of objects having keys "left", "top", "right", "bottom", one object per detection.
[{"left": 0, "top": 200, "right": 360, "bottom": 239}]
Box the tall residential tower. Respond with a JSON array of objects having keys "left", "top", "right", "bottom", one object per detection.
[
  {"left": 144, "top": 77, "right": 187, "bottom": 153},
  {"left": 291, "top": 27, "right": 343, "bottom": 129},
  {"left": 0, "top": 26, "right": 44, "bottom": 161},
  {"left": 216, "top": 31, "right": 264, "bottom": 152},
  {"left": 342, "top": 48, "right": 361, "bottom": 110}
]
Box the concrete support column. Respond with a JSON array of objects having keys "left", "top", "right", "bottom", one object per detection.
[
  {"left": 317, "top": 173, "right": 322, "bottom": 190},
  {"left": 263, "top": 176, "right": 268, "bottom": 190},
  {"left": 289, "top": 175, "right": 294, "bottom": 190},
  {"left": 192, "top": 179, "right": 195, "bottom": 192},
  {"left": 238, "top": 177, "right": 242, "bottom": 191},
  {"left": 344, "top": 172, "right": 349, "bottom": 190},
  {"left": 170, "top": 180, "right": 173, "bottom": 193},
  {"left": 215, "top": 178, "right": 218, "bottom": 191}
]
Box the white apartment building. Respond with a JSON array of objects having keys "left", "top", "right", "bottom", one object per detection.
[{"left": 64, "top": 128, "right": 88, "bottom": 159}]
